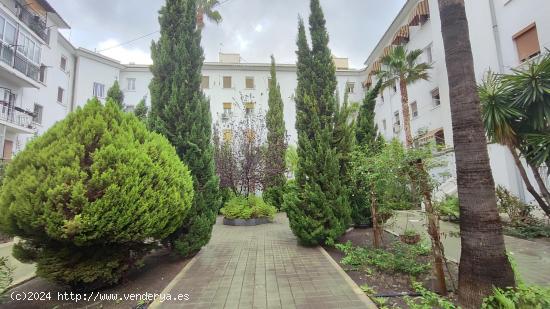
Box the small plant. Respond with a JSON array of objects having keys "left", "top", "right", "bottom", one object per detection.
[
  {"left": 220, "top": 195, "right": 276, "bottom": 220},
  {"left": 435, "top": 195, "right": 460, "bottom": 222},
  {"left": 404, "top": 281, "right": 458, "bottom": 309},
  {"left": 495, "top": 186, "right": 532, "bottom": 222},
  {"left": 400, "top": 229, "right": 421, "bottom": 245},
  {"left": 335, "top": 241, "right": 431, "bottom": 276},
  {"left": 482, "top": 285, "right": 550, "bottom": 309}
]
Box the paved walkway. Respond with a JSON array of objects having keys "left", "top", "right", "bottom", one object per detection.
[
  {"left": 0, "top": 239, "right": 35, "bottom": 286},
  {"left": 386, "top": 210, "right": 550, "bottom": 286},
  {"left": 155, "top": 214, "right": 373, "bottom": 309}
]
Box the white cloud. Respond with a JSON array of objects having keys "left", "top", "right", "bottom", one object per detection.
[
  {"left": 97, "top": 39, "right": 152, "bottom": 65},
  {"left": 254, "top": 24, "right": 263, "bottom": 33},
  {"left": 235, "top": 34, "right": 250, "bottom": 51}
]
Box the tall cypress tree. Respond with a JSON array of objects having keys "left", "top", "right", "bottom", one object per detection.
[
  {"left": 264, "top": 55, "right": 287, "bottom": 209},
  {"left": 285, "top": 0, "right": 351, "bottom": 245},
  {"left": 356, "top": 79, "right": 383, "bottom": 150},
  {"left": 106, "top": 80, "right": 124, "bottom": 109},
  {"left": 149, "top": 0, "right": 220, "bottom": 257}
]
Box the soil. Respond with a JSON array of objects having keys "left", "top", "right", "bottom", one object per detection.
[
  {"left": 324, "top": 228, "right": 459, "bottom": 308},
  {"left": 1, "top": 249, "right": 189, "bottom": 309}
]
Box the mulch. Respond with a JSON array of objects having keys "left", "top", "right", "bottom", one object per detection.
[
  {"left": 324, "top": 228, "right": 459, "bottom": 308},
  {"left": 1, "top": 249, "right": 189, "bottom": 309}
]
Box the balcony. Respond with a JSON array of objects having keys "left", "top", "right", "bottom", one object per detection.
[
  {"left": 0, "top": 88, "right": 35, "bottom": 133},
  {"left": 0, "top": 41, "right": 40, "bottom": 88},
  {"left": 15, "top": 1, "right": 49, "bottom": 42}
]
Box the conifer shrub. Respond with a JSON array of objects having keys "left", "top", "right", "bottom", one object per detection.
[{"left": 0, "top": 99, "right": 194, "bottom": 289}]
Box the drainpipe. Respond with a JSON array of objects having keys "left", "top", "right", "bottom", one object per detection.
[
  {"left": 489, "top": 0, "right": 526, "bottom": 201},
  {"left": 69, "top": 55, "right": 79, "bottom": 112},
  {"left": 489, "top": 0, "right": 505, "bottom": 73}
]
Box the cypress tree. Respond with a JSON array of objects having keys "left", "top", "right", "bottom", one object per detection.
[
  {"left": 106, "top": 80, "right": 124, "bottom": 109},
  {"left": 134, "top": 99, "right": 148, "bottom": 123},
  {"left": 149, "top": 0, "right": 220, "bottom": 257},
  {"left": 263, "top": 55, "right": 287, "bottom": 209},
  {"left": 285, "top": 0, "right": 351, "bottom": 245},
  {"left": 356, "top": 79, "right": 383, "bottom": 150}
]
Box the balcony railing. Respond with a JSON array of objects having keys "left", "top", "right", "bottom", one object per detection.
[
  {"left": 0, "top": 99, "right": 35, "bottom": 130},
  {"left": 0, "top": 41, "right": 40, "bottom": 82},
  {"left": 15, "top": 2, "right": 49, "bottom": 42}
]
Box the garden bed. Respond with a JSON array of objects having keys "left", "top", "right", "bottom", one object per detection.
[
  {"left": 1, "top": 249, "right": 188, "bottom": 309},
  {"left": 324, "top": 228, "right": 459, "bottom": 308},
  {"left": 223, "top": 217, "right": 272, "bottom": 226}
]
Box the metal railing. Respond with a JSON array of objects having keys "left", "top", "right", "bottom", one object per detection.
[
  {"left": 15, "top": 2, "right": 49, "bottom": 42},
  {"left": 0, "top": 41, "right": 40, "bottom": 82},
  {"left": 0, "top": 99, "right": 35, "bottom": 129}
]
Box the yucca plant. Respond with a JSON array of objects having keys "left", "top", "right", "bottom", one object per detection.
[{"left": 479, "top": 72, "right": 550, "bottom": 215}]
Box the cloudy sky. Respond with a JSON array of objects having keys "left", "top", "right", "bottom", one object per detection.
[{"left": 48, "top": 0, "right": 406, "bottom": 68}]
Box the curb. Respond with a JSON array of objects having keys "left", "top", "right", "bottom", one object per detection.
[
  {"left": 147, "top": 250, "right": 202, "bottom": 309},
  {"left": 317, "top": 246, "right": 378, "bottom": 309}
]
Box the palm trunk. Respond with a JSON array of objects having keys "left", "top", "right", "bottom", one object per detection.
[
  {"left": 399, "top": 77, "right": 414, "bottom": 148},
  {"left": 528, "top": 162, "right": 550, "bottom": 209},
  {"left": 438, "top": 0, "right": 515, "bottom": 307},
  {"left": 508, "top": 145, "right": 550, "bottom": 215}
]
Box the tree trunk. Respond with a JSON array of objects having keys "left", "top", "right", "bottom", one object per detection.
[
  {"left": 417, "top": 161, "right": 447, "bottom": 295},
  {"left": 399, "top": 77, "right": 414, "bottom": 148},
  {"left": 528, "top": 162, "right": 550, "bottom": 210},
  {"left": 508, "top": 145, "right": 550, "bottom": 215},
  {"left": 371, "top": 191, "right": 381, "bottom": 248},
  {"left": 438, "top": 0, "right": 515, "bottom": 307}
]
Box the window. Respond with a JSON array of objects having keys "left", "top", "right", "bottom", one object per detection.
[
  {"left": 4, "top": 21, "right": 16, "bottom": 45},
  {"left": 382, "top": 119, "right": 387, "bottom": 131},
  {"left": 410, "top": 101, "right": 418, "bottom": 118},
  {"left": 245, "top": 102, "right": 255, "bottom": 115},
  {"left": 33, "top": 103, "right": 43, "bottom": 124},
  {"left": 434, "top": 129, "right": 445, "bottom": 147},
  {"left": 223, "top": 76, "right": 232, "bottom": 88},
  {"left": 392, "top": 81, "right": 397, "bottom": 93},
  {"left": 394, "top": 111, "right": 400, "bottom": 126},
  {"left": 57, "top": 87, "right": 64, "bottom": 103},
  {"left": 245, "top": 129, "right": 256, "bottom": 141},
  {"left": 0, "top": 16, "right": 4, "bottom": 39},
  {"left": 127, "top": 78, "right": 136, "bottom": 91},
  {"left": 93, "top": 82, "right": 105, "bottom": 98},
  {"left": 514, "top": 23, "right": 540, "bottom": 62},
  {"left": 60, "top": 55, "right": 67, "bottom": 71},
  {"left": 201, "top": 76, "right": 209, "bottom": 89},
  {"left": 380, "top": 93, "right": 385, "bottom": 102},
  {"left": 223, "top": 102, "right": 232, "bottom": 119},
  {"left": 346, "top": 82, "right": 355, "bottom": 94},
  {"left": 245, "top": 77, "right": 255, "bottom": 89},
  {"left": 431, "top": 88, "right": 440, "bottom": 107},
  {"left": 424, "top": 44, "right": 433, "bottom": 63},
  {"left": 39, "top": 65, "right": 47, "bottom": 83}
]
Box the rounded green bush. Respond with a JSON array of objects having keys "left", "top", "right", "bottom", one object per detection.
[{"left": 0, "top": 98, "right": 194, "bottom": 289}]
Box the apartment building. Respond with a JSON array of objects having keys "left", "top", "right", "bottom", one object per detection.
[
  {"left": 0, "top": 0, "right": 71, "bottom": 160},
  {"left": 362, "top": 0, "right": 550, "bottom": 204},
  {"left": 0, "top": 0, "right": 547, "bottom": 205}
]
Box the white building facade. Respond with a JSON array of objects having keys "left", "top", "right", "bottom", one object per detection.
[
  {"left": 362, "top": 0, "right": 550, "bottom": 204},
  {"left": 0, "top": 0, "right": 548, "bottom": 205}
]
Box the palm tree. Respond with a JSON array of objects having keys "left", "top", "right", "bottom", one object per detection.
[
  {"left": 376, "top": 46, "right": 448, "bottom": 295},
  {"left": 376, "top": 45, "right": 431, "bottom": 147},
  {"left": 479, "top": 72, "right": 550, "bottom": 215},
  {"left": 196, "top": 0, "right": 222, "bottom": 29},
  {"left": 437, "top": 0, "right": 515, "bottom": 307}
]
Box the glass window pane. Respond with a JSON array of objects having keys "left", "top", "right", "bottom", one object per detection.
[
  {"left": 0, "top": 16, "right": 5, "bottom": 39},
  {"left": 5, "top": 22, "right": 16, "bottom": 44}
]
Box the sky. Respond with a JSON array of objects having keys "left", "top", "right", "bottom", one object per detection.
[{"left": 48, "top": 0, "right": 407, "bottom": 69}]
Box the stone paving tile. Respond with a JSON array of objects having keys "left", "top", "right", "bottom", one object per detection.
[{"left": 158, "top": 214, "right": 370, "bottom": 308}]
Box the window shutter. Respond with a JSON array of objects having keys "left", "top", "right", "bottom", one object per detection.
[{"left": 514, "top": 24, "right": 540, "bottom": 62}]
